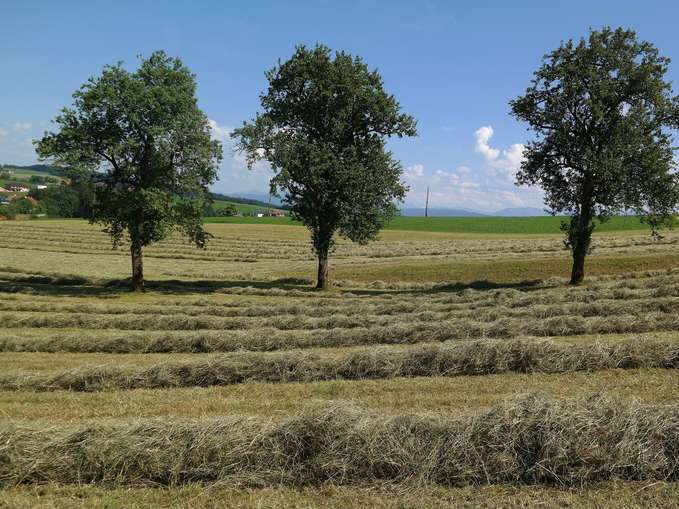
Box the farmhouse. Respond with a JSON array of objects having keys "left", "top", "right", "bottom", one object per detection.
[{"left": 6, "top": 185, "right": 29, "bottom": 193}]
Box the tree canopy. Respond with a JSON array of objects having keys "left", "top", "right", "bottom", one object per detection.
[
  {"left": 36, "top": 51, "right": 222, "bottom": 290},
  {"left": 233, "top": 44, "right": 416, "bottom": 289},
  {"left": 511, "top": 27, "right": 679, "bottom": 284}
]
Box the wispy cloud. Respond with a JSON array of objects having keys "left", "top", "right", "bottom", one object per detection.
[
  {"left": 208, "top": 118, "right": 232, "bottom": 143},
  {"left": 12, "top": 122, "right": 32, "bottom": 133},
  {"left": 208, "top": 118, "right": 273, "bottom": 195}
]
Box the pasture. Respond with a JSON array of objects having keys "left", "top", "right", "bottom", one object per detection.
[{"left": 1, "top": 219, "right": 679, "bottom": 507}]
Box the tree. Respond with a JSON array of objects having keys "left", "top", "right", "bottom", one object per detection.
[
  {"left": 30, "top": 185, "right": 80, "bottom": 217},
  {"left": 511, "top": 27, "right": 679, "bottom": 285},
  {"left": 36, "top": 51, "right": 222, "bottom": 291},
  {"left": 218, "top": 203, "right": 239, "bottom": 216},
  {"left": 233, "top": 45, "right": 416, "bottom": 289}
]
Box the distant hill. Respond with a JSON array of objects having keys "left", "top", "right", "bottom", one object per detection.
[
  {"left": 492, "top": 207, "right": 548, "bottom": 217},
  {"left": 211, "top": 192, "right": 289, "bottom": 210},
  {"left": 224, "top": 191, "right": 285, "bottom": 207},
  {"left": 0, "top": 164, "right": 64, "bottom": 176},
  {"left": 400, "top": 208, "right": 486, "bottom": 217}
]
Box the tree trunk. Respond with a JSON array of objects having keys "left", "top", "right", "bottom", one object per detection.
[
  {"left": 130, "top": 241, "right": 144, "bottom": 292},
  {"left": 570, "top": 241, "right": 587, "bottom": 285},
  {"left": 316, "top": 249, "right": 329, "bottom": 290},
  {"left": 569, "top": 207, "right": 592, "bottom": 286}
]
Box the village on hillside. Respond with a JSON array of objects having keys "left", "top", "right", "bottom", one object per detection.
[{"left": 0, "top": 164, "right": 287, "bottom": 221}]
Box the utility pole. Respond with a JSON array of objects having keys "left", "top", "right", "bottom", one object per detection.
[{"left": 424, "top": 186, "right": 429, "bottom": 217}]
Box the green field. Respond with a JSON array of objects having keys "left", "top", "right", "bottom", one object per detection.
[
  {"left": 0, "top": 165, "right": 64, "bottom": 190},
  {"left": 204, "top": 213, "right": 654, "bottom": 235},
  {"left": 0, "top": 219, "right": 678, "bottom": 506}
]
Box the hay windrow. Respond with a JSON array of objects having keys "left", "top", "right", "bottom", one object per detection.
[
  {"left": 1, "top": 394, "right": 678, "bottom": 488},
  {"left": 2, "top": 339, "right": 677, "bottom": 392}
]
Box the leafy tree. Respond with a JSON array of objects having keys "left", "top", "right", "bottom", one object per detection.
[
  {"left": 11, "top": 197, "right": 35, "bottom": 214},
  {"left": 218, "top": 203, "right": 239, "bottom": 216},
  {"left": 233, "top": 44, "right": 416, "bottom": 289},
  {"left": 36, "top": 51, "right": 222, "bottom": 290},
  {"left": 31, "top": 185, "right": 79, "bottom": 217},
  {"left": 0, "top": 205, "right": 15, "bottom": 219},
  {"left": 511, "top": 27, "right": 679, "bottom": 285}
]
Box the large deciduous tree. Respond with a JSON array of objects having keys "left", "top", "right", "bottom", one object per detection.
[
  {"left": 36, "top": 51, "right": 222, "bottom": 291},
  {"left": 511, "top": 27, "right": 679, "bottom": 284},
  {"left": 233, "top": 45, "right": 416, "bottom": 289}
]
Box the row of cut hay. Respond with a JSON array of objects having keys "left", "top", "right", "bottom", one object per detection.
[
  {"left": 0, "top": 242, "right": 289, "bottom": 263},
  {"left": 2, "top": 288, "right": 678, "bottom": 320},
  {"left": 4, "top": 312, "right": 679, "bottom": 354},
  {"left": 1, "top": 295, "right": 678, "bottom": 332},
  {"left": 1, "top": 338, "right": 677, "bottom": 392},
  {"left": 5, "top": 221, "right": 677, "bottom": 250},
  {"left": 2, "top": 270, "right": 676, "bottom": 318},
  {"left": 1, "top": 394, "right": 677, "bottom": 487},
  {"left": 1, "top": 265, "right": 676, "bottom": 301},
  {"left": 8, "top": 273, "right": 679, "bottom": 309},
  {"left": 1, "top": 293, "right": 676, "bottom": 328}
]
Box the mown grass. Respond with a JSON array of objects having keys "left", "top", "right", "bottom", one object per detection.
[
  {"left": 2, "top": 395, "right": 678, "bottom": 488},
  {"left": 329, "top": 252, "right": 679, "bottom": 283},
  {"left": 204, "top": 215, "right": 657, "bottom": 234},
  {"left": 1, "top": 219, "right": 678, "bottom": 504},
  {"left": 2, "top": 369, "right": 676, "bottom": 422},
  {"left": 6, "top": 481, "right": 679, "bottom": 509},
  {"left": 4, "top": 400, "right": 674, "bottom": 505},
  {"left": 2, "top": 339, "right": 677, "bottom": 392}
]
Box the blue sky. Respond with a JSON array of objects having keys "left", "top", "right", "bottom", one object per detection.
[{"left": 2, "top": 0, "right": 678, "bottom": 212}]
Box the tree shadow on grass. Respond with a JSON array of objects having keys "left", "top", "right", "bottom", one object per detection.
[
  {"left": 342, "top": 278, "right": 548, "bottom": 297},
  {"left": 0, "top": 276, "right": 320, "bottom": 297},
  {"left": 0, "top": 273, "right": 549, "bottom": 298}
]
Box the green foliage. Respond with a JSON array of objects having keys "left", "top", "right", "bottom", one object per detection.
[
  {"left": 35, "top": 51, "right": 222, "bottom": 288},
  {"left": 511, "top": 27, "right": 679, "bottom": 283},
  {"left": 0, "top": 205, "right": 15, "bottom": 219},
  {"left": 233, "top": 44, "right": 416, "bottom": 288},
  {"left": 218, "top": 203, "right": 239, "bottom": 216},
  {"left": 28, "top": 175, "right": 58, "bottom": 184},
  {"left": 30, "top": 185, "right": 81, "bottom": 218},
  {"left": 10, "top": 198, "right": 35, "bottom": 214}
]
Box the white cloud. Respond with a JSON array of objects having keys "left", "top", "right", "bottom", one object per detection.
[
  {"left": 206, "top": 118, "right": 275, "bottom": 195},
  {"left": 401, "top": 126, "right": 540, "bottom": 212},
  {"left": 0, "top": 128, "right": 8, "bottom": 137},
  {"left": 208, "top": 118, "right": 232, "bottom": 143},
  {"left": 474, "top": 125, "right": 525, "bottom": 179},
  {"left": 474, "top": 126, "right": 500, "bottom": 161},
  {"left": 12, "top": 122, "right": 32, "bottom": 133},
  {"left": 405, "top": 163, "right": 424, "bottom": 177}
]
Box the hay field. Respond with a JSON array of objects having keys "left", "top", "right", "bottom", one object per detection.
[{"left": 1, "top": 219, "right": 678, "bottom": 507}]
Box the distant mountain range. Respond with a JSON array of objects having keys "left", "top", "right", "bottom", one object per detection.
[
  {"left": 401, "top": 206, "right": 548, "bottom": 217},
  {"left": 400, "top": 208, "right": 485, "bottom": 217}
]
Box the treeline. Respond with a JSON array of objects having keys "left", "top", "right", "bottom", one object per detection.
[{"left": 31, "top": 27, "right": 679, "bottom": 291}]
